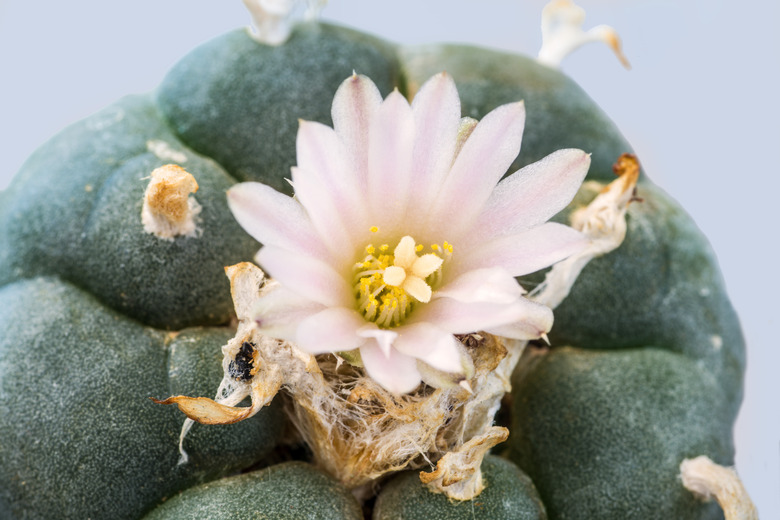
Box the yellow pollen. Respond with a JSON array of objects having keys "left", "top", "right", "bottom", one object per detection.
[
  {"left": 370, "top": 226, "right": 379, "bottom": 233},
  {"left": 380, "top": 244, "right": 389, "bottom": 252},
  {"left": 415, "top": 244, "right": 423, "bottom": 252}
]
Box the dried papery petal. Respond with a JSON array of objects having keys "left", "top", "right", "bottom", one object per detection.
[
  {"left": 680, "top": 456, "right": 757, "bottom": 520},
  {"left": 420, "top": 426, "right": 509, "bottom": 499},
  {"left": 141, "top": 164, "right": 202, "bottom": 240}
]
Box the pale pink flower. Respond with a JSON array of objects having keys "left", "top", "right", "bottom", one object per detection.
[{"left": 228, "top": 72, "right": 590, "bottom": 394}]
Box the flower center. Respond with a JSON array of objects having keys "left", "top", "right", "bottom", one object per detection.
[{"left": 353, "top": 233, "right": 452, "bottom": 328}]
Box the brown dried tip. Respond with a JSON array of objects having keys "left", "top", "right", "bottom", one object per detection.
[
  {"left": 612, "top": 153, "right": 639, "bottom": 177},
  {"left": 610, "top": 153, "right": 642, "bottom": 202},
  {"left": 150, "top": 395, "right": 257, "bottom": 425},
  {"left": 141, "top": 164, "right": 202, "bottom": 240},
  {"left": 145, "top": 165, "right": 198, "bottom": 222}
]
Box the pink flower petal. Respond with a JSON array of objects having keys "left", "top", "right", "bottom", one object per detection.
[
  {"left": 291, "top": 166, "right": 357, "bottom": 265},
  {"left": 253, "top": 286, "right": 324, "bottom": 341},
  {"left": 393, "top": 323, "right": 466, "bottom": 374},
  {"left": 359, "top": 341, "right": 422, "bottom": 394},
  {"left": 331, "top": 74, "right": 382, "bottom": 191},
  {"left": 411, "top": 296, "right": 551, "bottom": 336},
  {"left": 367, "top": 90, "right": 416, "bottom": 226},
  {"left": 457, "top": 222, "right": 587, "bottom": 277},
  {"left": 256, "top": 245, "right": 353, "bottom": 307},
  {"left": 427, "top": 101, "right": 526, "bottom": 239},
  {"left": 436, "top": 267, "right": 524, "bottom": 304},
  {"left": 408, "top": 73, "right": 461, "bottom": 212},
  {"left": 471, "top": 149, "right": 590, "bottom": 239},
  {"left": 227, "top": 182, "right": 325, "bottom": 256},
  {"left": 295, "top": 121, "right": 367, "bottom": 241},
  {"left": 296, "top": 307, "right": 367, "bottom": 354}
]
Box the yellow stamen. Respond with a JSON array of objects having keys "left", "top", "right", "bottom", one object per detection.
[{"left": 352, "top": 235, "right": 451, "bottom": 328}]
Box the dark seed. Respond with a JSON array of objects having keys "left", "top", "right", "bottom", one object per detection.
[{"left": 228, "top": 341, "right": 256, "bottom": 381}]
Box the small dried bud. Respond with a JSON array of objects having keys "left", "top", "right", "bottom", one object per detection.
[{"left": 141, "top": 164, "right": 202, "bottom": 240}]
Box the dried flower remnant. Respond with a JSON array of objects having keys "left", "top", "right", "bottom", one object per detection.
[
  {"left": 538, "top": 0, "right": 630, "bottom": 69},
  {"left": 141, "top": 164, "right": 202, "bottom": 240},
  {"left": 227, "top": 72, "right": 591, "bottom": 394},
  {"left": 680, "top": 456, "right": 758, "bottom": 520},
  {"left": 242, "top": 0, "right": 327, "bottom": 45}
]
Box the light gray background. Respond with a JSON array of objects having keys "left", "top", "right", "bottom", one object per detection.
[{"left": 1, "top": 1, "right": 777, "bottom": 516}]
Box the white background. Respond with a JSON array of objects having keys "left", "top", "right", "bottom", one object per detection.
[{"left": 1, "top": 1, "right": 777, "bottom": 516}]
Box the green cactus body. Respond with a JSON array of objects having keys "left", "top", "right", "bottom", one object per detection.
[{"left": 0, "top": 22, "right": 743, "bottom": 519}]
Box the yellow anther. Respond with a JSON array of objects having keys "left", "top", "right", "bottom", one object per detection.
[
  {"left": 370, "top": 226, "right": 379, "bottom": 233},
  {"left": 353, "top": 235, "right": 452, "bottom": 328}
]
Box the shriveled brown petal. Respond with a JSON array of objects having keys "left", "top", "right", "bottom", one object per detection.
[
  {"left": 150, "top": 395, "right": 258, "bottom": 425},
  {"left": 151, "top": 367, "right": 283, "bottom": 425}
]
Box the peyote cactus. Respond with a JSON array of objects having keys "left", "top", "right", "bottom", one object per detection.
[{"left": 0, "top": 2, "right": 753, "bottom": 519}]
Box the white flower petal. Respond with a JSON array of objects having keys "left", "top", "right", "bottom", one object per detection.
[
  {"left": 428, "top": 101, "right": 526, "bottom": 239},
  {"left": 408, "top": 72, "right": 461, "bottom": 211},
  {"left": 227, "top": 182, "right": 324, "bottom": 255},
  {"left": 359, "top": 341, "right": 422, "bottom": 395},
  {"left": 367, "top": 90, "right": 416, "bottom": 222},
  {"left": 256, "top": 245, "right": 353, "bottom": 307},
  {"left": 357, "top": 325, "right": 398, "bottom": 357},
  {"left": 436, "top": 267, "right": 524, "bottom": 304},
  {"left": 331, "top": 74, "right": 382, "bottom": 190},
  {"left": 393, "top": 323, "right": 466, "bottom": 374},
  {"left": 253, "top": 286, "right": 324, "bottom": 341},
  {"left": 457, "top": 222, "right": 587, "bottom": 277},
  {"left": 296, "top": 307, "right": 367, "bottom": 354},
  {"left": 471, "top": 149, "right": 591, "bottom": 239},
  {"left": 412, "top": 296, "right": 551, "bottom": 336},
  {"left": 483, "top": 299, "right": 554, "bottom": 340}
]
